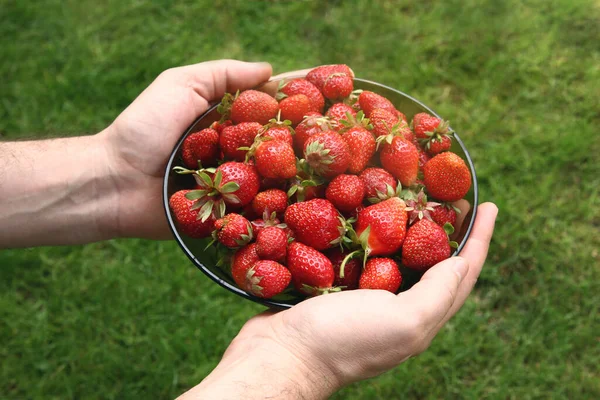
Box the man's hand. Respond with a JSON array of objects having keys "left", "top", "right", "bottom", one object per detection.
[{"left": 182, "top": 203, "right": 498, "bottom": 399}]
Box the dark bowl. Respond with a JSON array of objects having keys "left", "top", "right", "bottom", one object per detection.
[{"left": 163, "top": 74, "right": 478, "bottom": 310}]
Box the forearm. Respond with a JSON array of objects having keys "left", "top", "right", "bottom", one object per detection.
[{"left": 0, "top": 134, "right": 119, "bottom": 248}]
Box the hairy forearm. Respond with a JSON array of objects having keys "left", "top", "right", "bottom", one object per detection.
[{"left": 0, "top": 134, "right": 119, "bottom": 248}]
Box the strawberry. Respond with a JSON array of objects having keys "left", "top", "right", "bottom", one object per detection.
[
  {"left": 359, "top": 258, "right": 402, "bottom": 293},
  {"left": 279, "top": 79, "right": 325, "bottom": 113},
  {"left": 418, "top": 148, "right": 431, "bottom": 168},
  {"left": 355, "top": 197, "right": 408, "bottom": 256},
  {"left": 251, "top": 211, "right": 286, "bottom": 236},
  {"left": 214, "top": 213, "right": 253, "bottom": 248},
  {"left": 325, "top": 174, "right": 366, "bottom": 213},
  {"left": 168, "top": 190, "right": 216, "bottom": 238},
  {"left": 325, "top": 103, "right": 356, "bottom": 130},
  {"left": 380, "top": 137, "right": 419, "bottom": 186},
  {"left": 242, "top": 260, "right": 291, "bottom": 299},
  {"left": 284, "top": 198, "right": 343, "bottom": 251},
  {"left": 231, "top": 243, "right": 260, "bottom": 289},
  {"left": 341, "top": 126, "right": 376, "bottom": 174},
  {"left": 253, "top": 139, "right": 297, "bottom": 179},
  {"left": 427, "top": 135, "right": 452, "bottom": 155},
  {"left": 322, "top": 73, "right": 354, "bottom": 100},
  {"left": 430, "top": 203, "right": 458, "bottom": 227},
  {"left": 287, "top": 241, "right": 336, "bottom": 295},
  {"left": 423, "top": 152, "right": 471, "bottom": 202},
  {"left": 181, "top": 128, "right": 220, "bottom": 168},
  {"left": 359, "top": 167, "right": 397, "bottom": 201},
  {"left": 294, "top": 112, "right": 331, "bottom": 153},
  {"left": 404, "top": 190, "right": 440, "bottom": 225},
  {"left": 252, "top": 189, "right": 288, "bottom": 218},
  {"left": 279, "top": 94, "right": 312, "bottom": 126},
  {"left": 256, "top": 226, "right": 288, "bottom": 262},
  {"left": 412, "top": 112, "right": 444, "bottom": 139},
  {"left": 402, "top": 218, "right": 452, "bottom": 271},
  {"left": 306, "top": 64, "right": 354, "bottom": 91},
  {"left": 369, "top": 108, "right": 400, "bottom": 138},
  {"left": 327, "top": 248, "right": 361, "bottom": 290},
  {"left": 220, "top": 122, "right": 262, "bottom": 161},
  {"left": 259, "top": 116, "right": 295, "bottom": 147},
  {"left": 210, "top": 119, "right": 232, "bottom": 134},
  {"left": 412, "top": 112, "right": 453, "bottom": 154},
  {"left": 223, "top": 90, "right": 279, "bottom": 125},
  {"left": 358, "top": 90, "right": 397, "bottom": 117},
  {"left": 304, "top": 131, "right": 351, "bottom": 178}
]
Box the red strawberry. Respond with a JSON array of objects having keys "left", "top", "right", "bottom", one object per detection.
[
  {"left": 341, "top": 126, "right": 376, "bottom": 174},
  {"left": 260, "top": 117, "right": 295, "bottom": 148},
  {"left": 412, "top": 112, "right": 453, "bottom": 153},
  {"left": 252, "top": 189, "right": 288, "bottom": 218},
  {"left": 214, "top": 213, "right": 253, "bottom": 248},
  {"left": 306, "top": 64, "right": 354, "bottom": 91},
  {"left": 380, "top": 137, "right": 419, "bottom": 186},
  {"left": 355, "top": 197, "right": 408, "bottom": 256},
  {"left": 256, "top": 226, "right": 288, "bottom": 262},
  {"left": 359, "top": 168, "right": 397, "bottom": 201},
  {"left": 369, "top": 108, "right": 400, "bottom": 138},
  {"left": 430, "top": 204, "right": 458, "bottom": 227},
  {"left": 427, "top": 135, "right": 452, "bottom": 155},
  {"left": 402, "top": 218, "right": 452, "bottom": 271},
  {"left": 220, "top": 122, "right": 262, "bottom": 161},
  {"left": 327, "top": 248, "right": 361, "bottom": 290},
  {"left": 279, "top": 94, "right": 312, "bottom": 125},
  {"left": 228, "top": 90, "right": 279, "bottom": 125},
  {"left": 253, "top": 140, "right": 297, "bottom": 179},
  {"left": 279, "top": 79, "right": 325, "bottom": 113},
  {"left": 231, "top": 243, "right": 260, "bottom": 289},
  {"left": 182, "top": 128, "right": 220, "bottom": 168},
  {"left": 404, "top": 190, "right": 440, "bottom": 225},
  {"left": 413, "top": 112, "right": 443, "bottom": 139},
  {"left": 322, "top": 73, "right": 354, "bottom": 100},
  {"left": 359, "top": 258, "right": 402, "bottom": 292},
  {"left": 242, "top": 260, "right": 291, "bottom": 299},
  {"left": 287, "top": 242, "right": 336, "bottom": 295},
  {"left": 423, "top": 152, "right": 471, "bottom": 202},
  {"left": 325, "top": 174, "right": 366, "bottom": 213},
  {"left": 284, "top": 198, "right": 343, "bottom": 251},
  {"left": 251, "top": 211, "right": 286, "bottom": 236},
  {"left": 304, "top": 131, "right": 351, "bottom": 178},
  {"left": 214, "top": 162, "right": 260, "bottom": 207},
  {"left": 325, "top": 103, "right": 356, "bottom": 130},
  {"left": 358, "top": 91, "right": 397, "bottom": 117},
  {"left": 287, "top": 176, "right": 324, "bottom": 203},
  {"left": 168, "top": 190, "right": 216, "bottom": 238},
  {"left": 294, "top": 112, "right": 331, "bottom": 152},
  {"left": 418, "top": 148, "right": 431, "bottom": 168},
  {"left": 210, "top": 119, "right": 232, "bottom": 134}
]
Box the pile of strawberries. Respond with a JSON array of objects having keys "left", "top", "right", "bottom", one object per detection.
[{"left": 169, "top": 64, "right": 472, "bottom": 300}]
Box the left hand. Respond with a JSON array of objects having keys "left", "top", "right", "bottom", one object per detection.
[{"left": 99, "top": 60, "right": 272, "bottom": 239}]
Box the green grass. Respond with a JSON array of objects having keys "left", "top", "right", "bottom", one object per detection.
[{"left": 1, "top": 0, "right": 599, "bottom": 398}]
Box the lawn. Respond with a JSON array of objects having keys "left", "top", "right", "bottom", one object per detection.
[{"left": 1, "top": 0, "right": 599, "bottom": 398}]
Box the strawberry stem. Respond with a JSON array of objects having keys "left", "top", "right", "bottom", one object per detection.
[{"left": 339, "top": 249, "right": 362, "bottom": 279}]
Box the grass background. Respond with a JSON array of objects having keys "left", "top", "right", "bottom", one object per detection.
[{"left": 1, "top": 0, "right": 599, "bottom": 398}]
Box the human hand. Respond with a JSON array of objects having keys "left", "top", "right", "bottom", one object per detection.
[
  {"left": 99, "top": 60, "right": 272, "bottom": 239},
  {"left": 184, "top": 203, "right": 498, "bottom": 399}
]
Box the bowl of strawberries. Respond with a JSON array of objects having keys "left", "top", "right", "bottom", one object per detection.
[{"left": 163, "top": 64, "right": 478, "bottom": 309}]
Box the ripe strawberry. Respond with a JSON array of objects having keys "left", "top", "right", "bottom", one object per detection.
[
  {"left": 430, "top": 204, "right": 458, "bottom": 227},
  {"left": 341, "top": 126, "right": 376, "bottom": 174},
  {"left": 427, "top": 135, "right": 452, "bottom": 155},
  {"left": 231, "top": 243, "right": 260, "bottom": 289},
  {"left": 402, "top": 218, "right": 452, "bottom": 271},
  {"left": 259, "top": 117, "right": 295, "bottom": 147},
  {"left": 359, "top": 168, "right": 397, "bottom": 201},
  {"left": 355, "top": 197, "right": 408, "bottom": 256},
  {"left": 412, "top": 112, "right": 453, "bottom": 154},
  {"left": 256, "top": 226, "right": 288, "bottom": 262},
  {"left": 423, "top": 152, "right": 471, "bottom": 202},
  {"left": 279, "top": 79, "right": 325, "bottom": 113},
  {"left": 327, "top": 248, "right": 361, "bottom": 289},
  {"left": 279, "top": 94, "right": 312, "bottom": 125},
  {"left": 214, "top": 162, "right": 260, "bottom": 207},
  {"left": 210, "top": 119, "right": 232, "bottom": 134},
  {"left": 220, "top": 122, "right": 262, "bottom": 161},
  {"left": 242, "top": 260, "right": 291, "bottom": 299},
  {"left": 214, "top": 213, "right": 253, "bottom": 248},
  {"left": 182, "top": 128, "right": 220, "bottom": 168},
  {"left": 251, "top": 211, "right": 286, "bottom": 236},
  {"left": 418, "top": 148, "right": 431, "bottom": 168},
  {"left": 369, "top": 108, "right": 400, "bottom": 138},
  {"left": 294, "top": 112, "right": 331, "bottom": 152},
  {"left": 227, "top": 90, "right": 279, "bottom": 125},
  {"left": 359, "top": 258, "right": 402, "bottom": 293},
  {"left": 284, "top": 198, "right": 343, "bottom": 251},
  {"left": 325, "top": 103, "right": 356, "bottom": 130},
  {"left": 304, "top": 131, "right": 351, "bottom": 178},
  {"left": 169, "top": 190, "right": 216, "bottom": 238},
  {"left": 252, "top": 189, "right": 288, "bottom": 218},
  {"left": 380, "top": 137, "right": 419, "bottom": 186},
  {"left": 404, "top": 190, "right": 440, "bottom": 225},
  {"left": 322, "top": 73, "right": 354, "bottom": 100},
  {"left": 250, "top": 139, "right": 297, "bottom": 179},
  {"left": 412, "top": 112, "right": 445, "bottom": 139},
  {"left": 306, "top": 64, "right": 354, "bottom": 91},
  {"left": 325, "top": 174, "right": 366, "bottom": 213},
  {"left": 358, "top": 90, "right": 397, "bottom": 117},
  {"left": 287, "top": 241, "right": 336, "bottom": 295}
]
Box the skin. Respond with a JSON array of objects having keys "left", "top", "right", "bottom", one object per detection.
[{"left": 0, "top": 60, "right": 498, "bottom": 399}]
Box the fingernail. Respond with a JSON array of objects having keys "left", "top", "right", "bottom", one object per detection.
[{"left": 453, "top": 257, "right": 468, "bottom": 281}]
